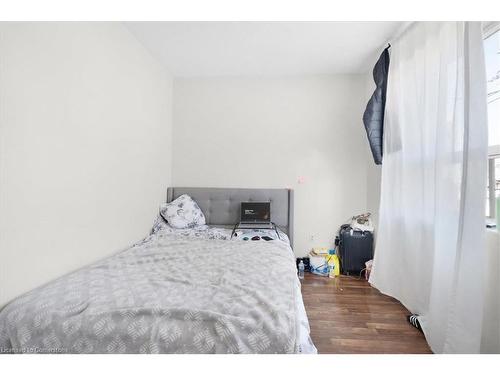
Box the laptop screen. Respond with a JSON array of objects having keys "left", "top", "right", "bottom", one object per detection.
[{"left": 240, "top": 202, "right": 271, "bottom": 223}]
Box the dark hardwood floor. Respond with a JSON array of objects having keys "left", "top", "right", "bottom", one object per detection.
[{"left": 301, "top": 273, "right": 432, "bottom": 354}]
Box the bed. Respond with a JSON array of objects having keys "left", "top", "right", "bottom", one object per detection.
[{"left": 0, "top": 187, "right": 316, "bottom": 354}]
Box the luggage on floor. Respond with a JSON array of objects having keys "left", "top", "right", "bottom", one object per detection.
[{"left": 337, "top": 225, "right": 374, "bottom": 275}]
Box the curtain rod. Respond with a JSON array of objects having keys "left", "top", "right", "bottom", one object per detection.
[
  {"left": 384, "top": 21, "right": 499, "bottom": 49},
  {"left": 381, "top": 21, "right": 414, "bottom": 51}
]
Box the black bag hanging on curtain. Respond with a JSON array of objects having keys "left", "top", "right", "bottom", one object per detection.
[{"left": 362, "top": 45, "right": 390, "bottom": 165}]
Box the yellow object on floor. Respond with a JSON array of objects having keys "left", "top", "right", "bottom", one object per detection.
[{"left": 329, "top": 254, "right": 340, "bottom": 277}]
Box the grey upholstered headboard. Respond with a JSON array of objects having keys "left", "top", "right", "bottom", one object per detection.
[{"left": 166, "top": 187, "right": 294, "bottom": 248}]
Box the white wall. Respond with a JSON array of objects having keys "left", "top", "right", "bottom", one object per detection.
[
  {"left": 173, "top": 76, "right": 368, "bottom": 256},
  {"left": 0, "top": 23, "right": 173, "bottom": 307}
]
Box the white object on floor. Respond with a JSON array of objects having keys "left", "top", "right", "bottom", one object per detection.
[
  {"left": 309, "top": 255, "right": 329, "bottom": 277},
  {"left": 365, "top": 259, "right": 373, "bottom": 280},
  {"left": 298, "top": 260, "right": 305, "bottom": 279}
]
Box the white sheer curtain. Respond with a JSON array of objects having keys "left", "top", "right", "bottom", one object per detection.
[{"left": 369, "top": 22, "right": 493, "bottom": 353}]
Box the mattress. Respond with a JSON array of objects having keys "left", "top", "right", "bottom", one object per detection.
[{"left": 0, "top": 225, "right": 316, "bottom": 354}]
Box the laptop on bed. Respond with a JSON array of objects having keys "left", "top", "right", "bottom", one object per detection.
[{"left": 239, "top": 202, "right": 273, "bottom": 229}]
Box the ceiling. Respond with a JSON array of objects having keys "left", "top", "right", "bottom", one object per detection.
[{"left": 125, "top": 22, "right": 403, "bottom": 77}]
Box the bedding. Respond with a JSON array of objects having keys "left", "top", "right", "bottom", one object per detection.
[
  {"left": 160, "top": 194, "right": 206, "bottom": 229},
  {"left": 149, "top": 218, "right": 290, "bottom": 245},
  {"left": 0, "top": 226, "right": 315, "bottom": 354},
  {"left": 151, "top": 214, "right": 170, "bottom": 234}
]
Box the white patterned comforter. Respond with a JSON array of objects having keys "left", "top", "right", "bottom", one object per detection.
[
  {"left": 149, "top": 215, "right": 290, "bottom": 245},
  {"left": 0, "top": 227, "right": 315, "bottom": 354}
]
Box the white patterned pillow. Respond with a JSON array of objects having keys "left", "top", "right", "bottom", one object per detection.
[{"left": 160, "top": 194, "right": 206, "bottom": 229}]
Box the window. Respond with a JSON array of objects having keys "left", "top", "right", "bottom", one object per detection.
[{"left": 485, "top": 24, "right": 500, "bottom": 223}]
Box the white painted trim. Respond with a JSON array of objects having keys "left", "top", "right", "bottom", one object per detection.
[
  {"left": 489, "top": 145, "right": 500, "bottom": 157},
  {"left": 488, "top": 158, "right": 496, "bottom": 218},
  {"left": 483, "top": 21, "right": 500, "bottom": 39}
]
